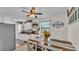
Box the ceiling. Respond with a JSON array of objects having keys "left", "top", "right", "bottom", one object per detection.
[{"left": 0, "top": 7, "right": 67, "bottom": 21}]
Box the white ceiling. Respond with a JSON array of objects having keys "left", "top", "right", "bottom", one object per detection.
[{"left": 0, "top": 7, "right": 67, "bottom": 21}]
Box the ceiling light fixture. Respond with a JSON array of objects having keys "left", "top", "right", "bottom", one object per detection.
[{"left": 22, "top": 7, "right": 43, "bottom": 18}]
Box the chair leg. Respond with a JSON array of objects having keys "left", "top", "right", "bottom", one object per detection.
[{"left": 34, "top": 45, "right": 37, "bottom": 51}]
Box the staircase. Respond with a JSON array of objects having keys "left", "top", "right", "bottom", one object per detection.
[{"left": 45, "top": 39, "right": 76, "bottom": 51}]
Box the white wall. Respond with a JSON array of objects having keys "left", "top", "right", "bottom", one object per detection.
[
  {"left": 68, "top": 20, "right": 79, "bottom": 50},
  {"left": 0, "top": 15, "right": 15, "bottom": 24},
  {"left": 41, "top": 13, "right": 68, "bottom": 41}
]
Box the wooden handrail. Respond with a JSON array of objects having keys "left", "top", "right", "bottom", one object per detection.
[{"left": 67, "top": 7, "right": 75, "bottom": 17}]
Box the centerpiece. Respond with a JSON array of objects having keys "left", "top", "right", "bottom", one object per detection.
[{"left": 43, "top": 31, "right": 50, "bottom": 45}]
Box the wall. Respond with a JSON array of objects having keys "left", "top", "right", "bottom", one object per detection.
[
  {"left": 68, "top": 20, "right": 79, "bottom": 50},
  {"left": 67, "top": 7, "right": 79, "bottom": 50},
  {"left": 0, "top": 15, "right": 15, "bottom": 24},
  {"left": 40, "top": 13, "right": 68, "bottom": 41}
]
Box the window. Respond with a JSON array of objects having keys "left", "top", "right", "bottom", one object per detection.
[
  {"left": 72, "top": 14, "right": 74, "bottom": 22},
  {"left": 40, "top": 21, "right": 50, "bottom": 32},
  {"left": 69, "top": 10, "right": 77, "bottom": 24},
  {"left": 69, "top": 15, "right": 73, "bottom": 24},
  {"left": 75, "top": 10, "right": 77, "bottom": 20},
  {"left": 69, "top": 17, "right": 71, "bottom": 24},
  {"left": 71, "top": 15, "right": 73, "bottom": 23},
  {"left": 78, "top": 8, "right": 79, "bottom": 18}
]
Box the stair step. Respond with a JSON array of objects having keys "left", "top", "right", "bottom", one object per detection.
[
  {"left": 50, "top": 39, "right": 72, "bottom": 45},
  {"left": 44, "top": 44, "right": 75, "bottom": 51},
  {"left": 51, "top": 44, "right": 75, "bottom": 51},
  {"left": 45, "top": 45, "right": 63, "bottom": 51},
  {"left": 53, "top": 42, "right": 75, "bottom": 48}
]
